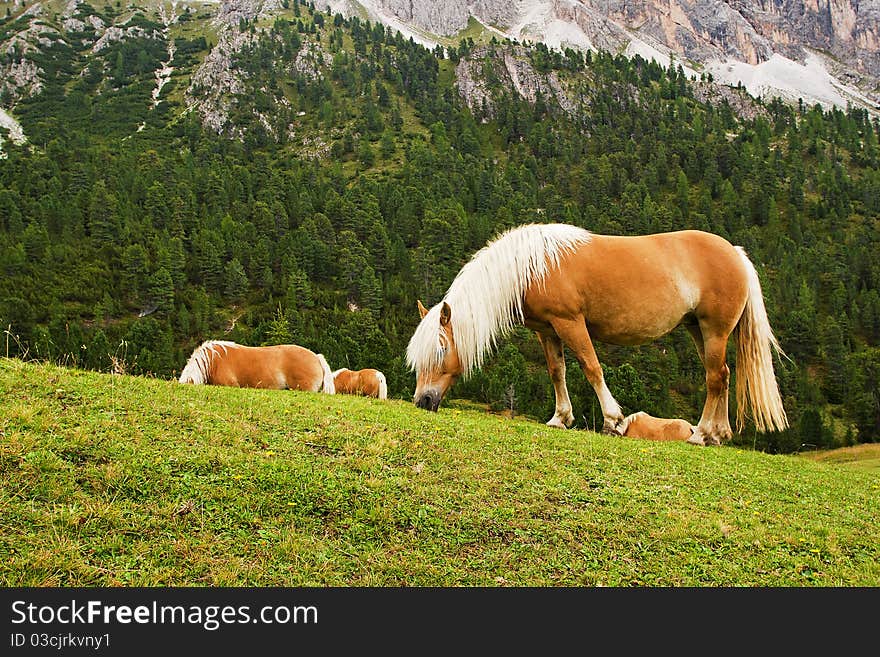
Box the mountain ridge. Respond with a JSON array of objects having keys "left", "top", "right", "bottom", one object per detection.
[
  {"left": 316, "top": 0, "right": 880, "bottom": 112},
  {"left": 2, "top": 0, "right": 877, "bottom": 142}
]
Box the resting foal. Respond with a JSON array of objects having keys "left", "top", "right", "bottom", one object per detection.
[{"left": 621, "top": 411, "right": 695, "bottom": 442}]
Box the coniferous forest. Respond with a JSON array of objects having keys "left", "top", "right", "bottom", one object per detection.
[{"left": 1, "top": 2, "right": 879, "bottom": 453}]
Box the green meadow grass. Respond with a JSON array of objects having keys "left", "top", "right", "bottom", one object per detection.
[
  {"left": 799, "top": 444, "right": 880, "bottom": 474},
  {"left": 1, "top": 358, "right": 877, "bottom": 586}
]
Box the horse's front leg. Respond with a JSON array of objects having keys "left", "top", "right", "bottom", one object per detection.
[
  {"left": 536, "top": 331, "right": 575, "bottom": 429},
  {"left": 549, "top": 317, "right": 626, "bottom": 435}
]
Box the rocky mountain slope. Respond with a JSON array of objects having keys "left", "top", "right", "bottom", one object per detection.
[
  {"left": 317, "top": 0, "right": 880, "bottom": 111},
  {"left": 1, "top": 0, "right": 877, "bottom": 149}
]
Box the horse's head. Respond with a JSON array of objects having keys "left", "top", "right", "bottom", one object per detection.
[{"left": 408, "top": 299, "right": 462, "bottom": 412}]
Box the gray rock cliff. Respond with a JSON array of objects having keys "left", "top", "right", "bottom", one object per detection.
[{"left": 317, "top": 0, "right": 879, "bottom": 108}]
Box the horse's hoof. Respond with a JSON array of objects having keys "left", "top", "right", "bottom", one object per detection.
[
  {"left": 686, "top": 432, "right": 706, "bottom": 446},
  {"left": 547, "top": 412, "right": 575, "bottom": 429},
  {"left": 602, "top": 421, "right": 624, "bottom": 436}
]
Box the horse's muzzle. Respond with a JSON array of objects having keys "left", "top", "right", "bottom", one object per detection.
[{"left": 415, "top": 391, "right": 441, "bottom": 412}]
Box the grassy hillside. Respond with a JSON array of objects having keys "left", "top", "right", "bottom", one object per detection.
[
  {"left": 1, "top": 357, "right": 877, "bottom": 587},
  {"left": 799, "top": 443, "right": 880, "bottom": 474}
]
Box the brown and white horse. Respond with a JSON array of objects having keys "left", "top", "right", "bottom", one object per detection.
[
  {"left": 406, "top": 223, "right": 788, "bottom": 446},
  {"left": 332, "top": 368, "right": 388, "bottom": 399},
  {"left": 179, "top": 340, "right": 335, "bottom": 393}
]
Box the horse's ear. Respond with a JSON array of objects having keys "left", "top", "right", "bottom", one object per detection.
[
  {"left": 439, "top": 302, "right": 451, "bottom": 326},
  {"left": 417, "top": 300, "right": 429, "bottom": 319}
]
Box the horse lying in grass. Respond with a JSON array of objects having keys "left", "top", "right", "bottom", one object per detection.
[
  {"left": 620, "top": 412, "right": 695, "bottom": 442},
  {"left": 332, "top": 368, "right": 388, "bottom": 399},
  {"left": 406, "top": 223, "right": 788, "bottom": 446},
  {"left": 179, "top": 340, "right": 335, "bottom": 393}
]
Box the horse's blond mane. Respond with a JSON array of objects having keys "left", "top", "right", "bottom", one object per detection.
[
  {"left": 406, "top": 223, "right": 592, "bottom": 377},
  {"left": 178, "top": 340, "right": 237, "bottom": 384}
]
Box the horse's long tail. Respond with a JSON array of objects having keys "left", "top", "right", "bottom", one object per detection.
[
  {"left": 734, "top": 247, "right": 788, "bottom": 433},
  {"left": 376, "top": 371, "right": 388, "bottom": 400},
  {"left": 316, "top": 354, "right": 335, "bottom": 394}
]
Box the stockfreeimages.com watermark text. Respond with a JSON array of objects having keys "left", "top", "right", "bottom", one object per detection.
[{"left": 10, "top": 599, "right": 318, "bottom": 632}]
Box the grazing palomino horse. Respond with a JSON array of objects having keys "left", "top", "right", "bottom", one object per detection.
[
  {"left": 406, "top": 223, "right": 788, "bottom": 446},
  {"left": 179, "top": 340, "right": 335, "bottom": 394},
  {"left": 332, "top": 368, "right": 388, "bottom": 399},
  {"left": 621, "top": 411, "right": 695, "bottom": 442}
]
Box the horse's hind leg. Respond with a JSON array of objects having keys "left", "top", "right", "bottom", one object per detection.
[
  {"left": 689, "top": 330, "right": 733, "bottom": 447},
  {"left": 549, "top": 317, "right": 625, "bottom": 435},
  {"left": 684, "top": 321, "right": 705, "bottom": 365},
  {"left": 536, "top": 331, "right": 575, "bottom": 429}
]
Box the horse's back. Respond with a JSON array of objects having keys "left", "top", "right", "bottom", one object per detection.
[
  {"left": 527, "top": 230, "right": 749, "bottom": 343},
  {"left": 212, "top": 343, "right": 323, "bottom": 390},
  {"left": 333, "top": 368, "right": 384, "bottom": 398},
  {"left": 360, "top": 369, "right": 382, "bottom": 397},
  {"left": 588, "top": 230, "right": 745, "bottom": 286},
  {"left": 333, "top": 368, "right": 357, "bottom": 393},
  {"left": 275, "top": 344, "right": 325, "bottom": 391}
]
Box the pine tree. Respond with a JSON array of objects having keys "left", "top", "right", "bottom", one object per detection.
[
  {"left": 845, "top": 349, "right": 880, "bottom": 441},
  {"left": 264, "top": 305, "right": 294, "bottom": 345},
  {"left": 87, "top": 329, "right": 111, "bottom": 371},
  {"left": 286, "top": 267, "right": 313, "bottom": 309},
  {"left": 114, "top": 50, "right": 126, "bottom": 86},
  {"left": 149, "top": 267, "right": 175, "bottom": 313},
  {"left": 380, "top": 131, "right": 395, "bottom": 159},
  {"left": 785, "top": 281, "right": 818, "bottom": 361},
  {"left": 358, "top": 139, "right": 375, "bottom": 167},
  {"left": 0, "top": 189, "right": 23, "bottom": 234},
  {"left": 88, "top": 180, "right": 121, "bottom": 244},
  {"left": 22, "top": 219, "right": 49, "bottom": 261},
  {"left": 224, "top": 259, "right": 249, "bottom": 301},
  {"left": 799, "top": 407, "right": 831, "bottom": 449},
  {"left": 121, "top": 244, "right": 149, "bottom": 303},
  {"left": 194, "top": 231, "right": 223, "bottom": 291},
  {"left": 675, "top": 169, "right": 690, "bottom": 220}
]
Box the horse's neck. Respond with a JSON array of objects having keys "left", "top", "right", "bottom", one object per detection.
[
  {"left": 445, "top": 288, "right": 521, "bottom": 375},
  {"left": 203, "top": 341, "right": 229, "bottom": 378}
]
